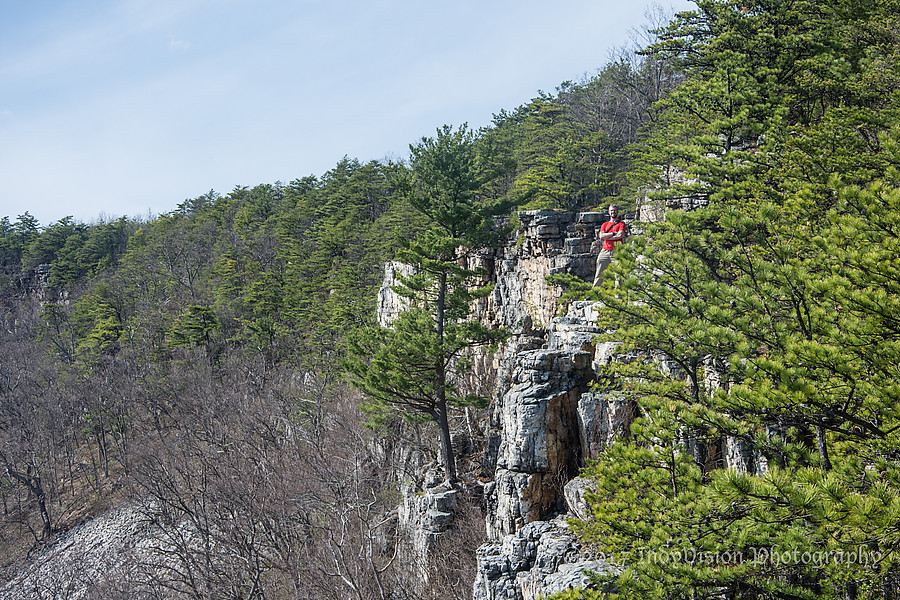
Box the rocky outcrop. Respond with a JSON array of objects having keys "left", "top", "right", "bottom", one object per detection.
[
  {"left": 398, "top": 483, "right": 461, "bottom": 590},
  {"left": 378, "top": 210, "right": 605, "bottom": 340},
  {"left": 471, "top": 210, "right": 603, "bottom": 334},
  {"left": 484, "top": 346, "right": 593, "bottom": 539},
  {"left": 377, "top": 261, "right": 416, "bottom": 327},
  {"left": 463, "top": 212, "right": 624, "bottom": 544},
  {"left": 635, "top": 167, "right": 708, "bottom": 223},
  {"left": 577, "top": 390, "right": 632, "bottom": 463},
  {"left": 477, "top": 251, "right": 634, "bottom": 546},
  {"left": 0, "top": 502, "right": 159, "bottom": 600},
  {"left": 381, "top": 209, "right": 635, "bottom": 599},
  {"left": 473, "top": 517, "right": 619, "bottom": 600},
  {"left": 462, "top": 208, "right": 777, "bottom": 600},
  {"left": 474, "top": 297, "right": 632, "bottom": 600},
  {"left": 562, "top": 477, "right": 598, "bottom": 523},
  {"left": 384, "top": 207, "right": 764, "bottom": 598}
]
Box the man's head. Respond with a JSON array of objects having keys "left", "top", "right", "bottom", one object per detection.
[{"left": 608, "top": 204, "right": 620, "bottom": 220}]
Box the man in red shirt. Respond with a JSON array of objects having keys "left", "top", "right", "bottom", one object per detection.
[{"left": 592, "top": 204, "right": 627, "bottom": 287}]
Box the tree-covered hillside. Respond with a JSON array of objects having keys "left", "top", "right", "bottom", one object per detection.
[
  {"left": 2, "top": 0, "right": 900, "bottom": 598},
  {"left": 0, "top": 71, "right": 648, "bottom": 591}
]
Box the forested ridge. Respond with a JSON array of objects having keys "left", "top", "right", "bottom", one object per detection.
[{"left": 2, "top": 1, "right": 900, "bottom": 598}]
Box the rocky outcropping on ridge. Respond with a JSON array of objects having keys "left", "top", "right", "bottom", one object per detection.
[
  {"left": 391, "top": 207, "right": 771, "bottom": 600},
  {"left": 473, "top": 516, "right": 620, "bottom": 600},
  {"left": 383, "top": 210, "right": 638, "bottom": 599}
]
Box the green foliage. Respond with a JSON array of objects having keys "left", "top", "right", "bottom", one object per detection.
[
  {"left": 347, "top": 305, "right": 497, "bottom": 414},
  {"left": 542, "top": 587, "right": 610, "bottom": 600},
  {"left": 484, "top": 39, "right": 682, "bottom": 213},
  {"left": 22, "top": 216, "right": 84, "bottom": 269},
  {"left": 278, "top": 158, "right": 414, "bottom": 338},
  {"left": 0, "top": 213, "right": 40, "bottom": 267},
  {"left": 71, "top": 291, "right": 123, "bottom": 363},
  {"left": 4, "top": 3, "right": 900, "bottom": 594},
  {"left": 574, "top": 2, "right": 900, "bottom": 598},
  {"left": 345, "top": 124, "right": 515, "bottom": 484},
  {"left": 168, "top": 305, "right": 219, "bottom": 349}
]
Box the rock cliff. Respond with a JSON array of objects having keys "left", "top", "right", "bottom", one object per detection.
[
  {"left": 467, "top": 210, "right": 630, "bottom": 599},
  {"left": 381, "top": 210, "right": 637, "bottom": 599},
  {"left": 386, "top": 206, "right": 772, "bottom": 600}
]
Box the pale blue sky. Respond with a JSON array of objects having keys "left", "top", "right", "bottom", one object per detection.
[{"left": 1, "top": 0, "right": 694, "bottom": 225}]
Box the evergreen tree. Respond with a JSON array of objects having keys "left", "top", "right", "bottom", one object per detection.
[
  {"left": 567, "top": 1, "right": 900, "bottom": 598},
  {"left": 345, "top": 124, "right": 514, "bottom": 485}
]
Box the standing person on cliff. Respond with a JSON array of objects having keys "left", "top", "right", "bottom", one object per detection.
[{"left": 592, "top": 204, "right": 627, "bottom": 287}]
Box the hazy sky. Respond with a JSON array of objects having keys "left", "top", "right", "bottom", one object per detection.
[{"left": 1, "top": 0, "right": 694, "bottom": 226}]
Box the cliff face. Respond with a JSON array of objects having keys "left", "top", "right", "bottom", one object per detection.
[
  {"left": 387, "top": 208, "right": 760, "bottom": 599},
  {"left": 381, "top": 210, "right": 635, "bottom": 599},
  {"left": 2, "top": 209, "right": 721, "bottom": 599},
  {"left": 470, "top": 210, "right": 601, "bottom": 333},
  {"left": 467, "top": 211, "right": 627, "bottom": 600}
]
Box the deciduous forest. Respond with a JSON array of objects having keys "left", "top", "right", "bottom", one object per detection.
[{"left": 2, "top": 1, "right": 900, "bottom": 599}]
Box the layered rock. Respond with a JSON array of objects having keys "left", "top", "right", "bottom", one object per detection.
[
  {"left": 465, "top": 211, "right": 673, "bottom": 599},
  {"left": 398, "top": 483, "right": 460, "bottom": 590},
  {"left": 377, "top": 261, "right": 416, "bottom": 328},
  {"left": 484, "top": 347, "right": 594, "bottom": 539},
  {"left": 473, "top": 517, "right": 619, "bottom": 600},
  {"left": 378, "top": 210, "right": 631, "bottom": 598},
  {"left": 474, "top": 298, "right": 633, "bottom": 600},
  {"left": 471, "top": 210, "right": 603, "bottom": 334},
  {"left": 382, "top": 204, "right": 779, "bottom": 599}
]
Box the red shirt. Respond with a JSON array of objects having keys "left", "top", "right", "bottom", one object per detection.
[{"left": 600, "top": 220, "right": 627, "bottom": 251}]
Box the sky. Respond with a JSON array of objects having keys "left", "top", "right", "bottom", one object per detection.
[{"left": 1, "top": 0, "right": 695, "bottom": 226}]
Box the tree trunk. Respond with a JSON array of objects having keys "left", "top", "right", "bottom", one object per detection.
[
  {"left": 816, "top": 425, "right": 832, "bottom": 472},
  {"left": 435, "top": 271, "right": 457, "bottom": 486},
  {"left": 36, "top": 484, "right": 52, "bottom": 541},
  {"left": 436, "top": 401, "right": 458, "bottom": 486},
  {"left": 4, "top": 465, "right": 52, "bottom": 540}
]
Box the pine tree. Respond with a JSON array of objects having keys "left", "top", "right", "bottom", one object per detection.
[
  {"left": 345, "top": 125, "right": 514, "bottom": 486},
  {"left": 567, "top": 1, "right": 900, "bottom": 598}
]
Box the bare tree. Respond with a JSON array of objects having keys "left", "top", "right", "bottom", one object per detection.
[{"left": 124, "top": 353, "right": 414, "bottom": 600}]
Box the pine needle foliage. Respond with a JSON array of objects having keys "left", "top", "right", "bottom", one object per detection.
[
  {"left": 344, "top": 125, "right": 517, "bottom": 486},
  {"left": 566, "top": 1, "right": 900, "bottom": 599}
]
